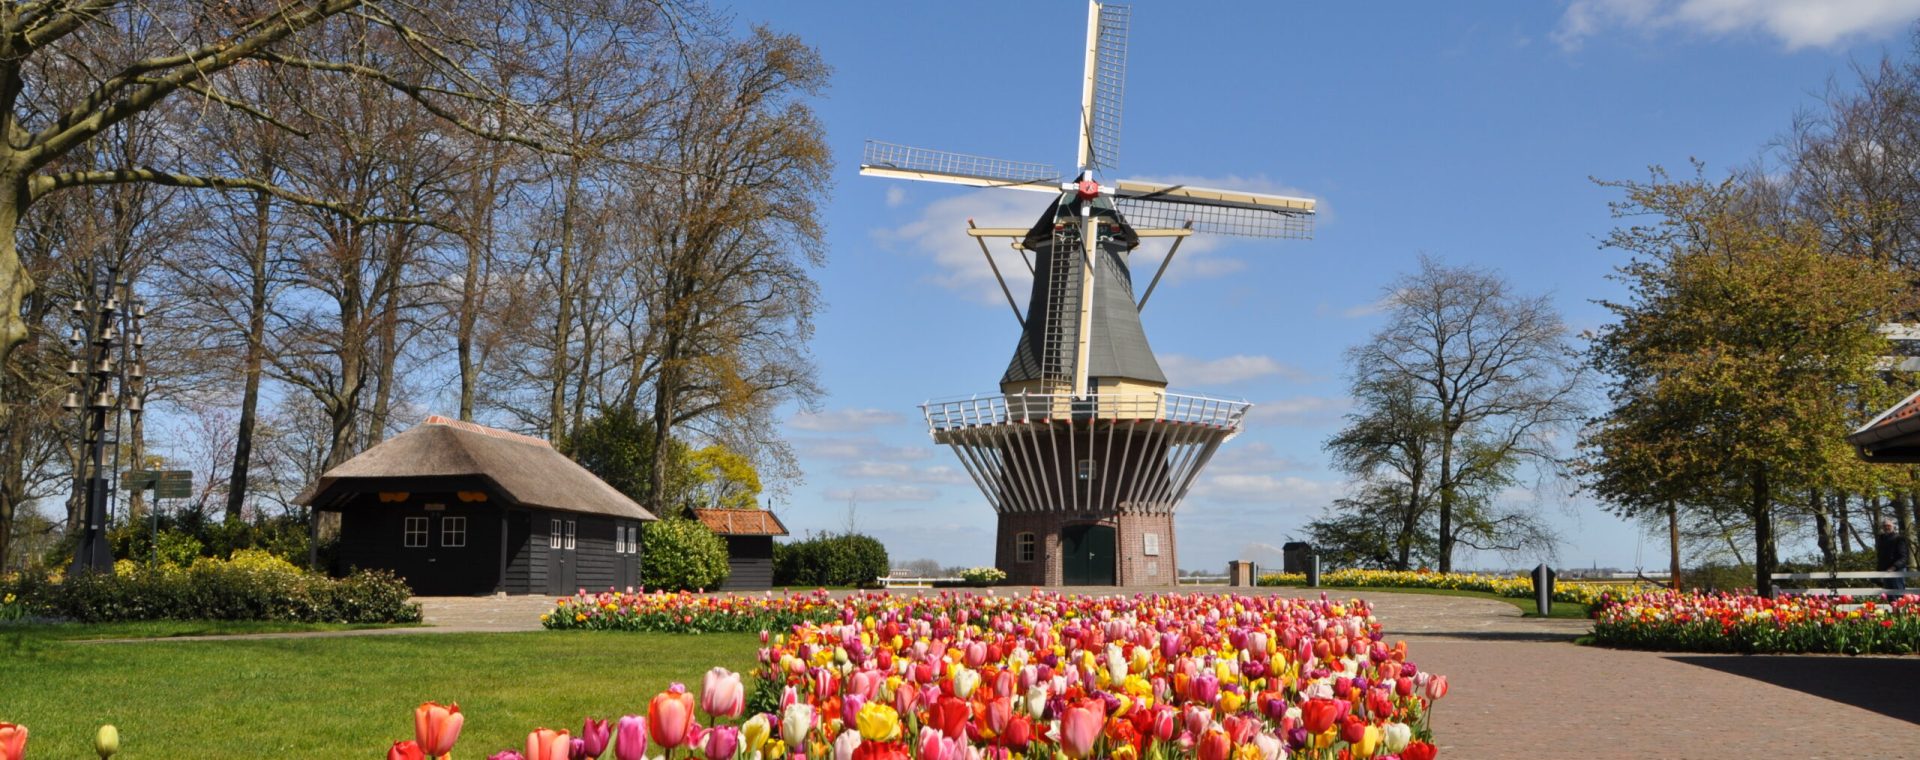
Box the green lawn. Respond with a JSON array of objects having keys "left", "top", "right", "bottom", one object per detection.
[{"left": 0, "top": 630, "right": 760, "bottom": 759}]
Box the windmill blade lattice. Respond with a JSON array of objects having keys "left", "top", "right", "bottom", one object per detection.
[
  {"left": 1113, "top": 196, "right": 1314, "bottom": 239},
  {"left": 1084, "top": 3, "right": 1129, "bottom": 171},
  {"left": 862, "top": 141, "right": 1058, "bottom": 185}
]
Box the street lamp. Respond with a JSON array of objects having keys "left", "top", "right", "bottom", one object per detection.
[{"left": 64, "top": 257, "right": 145, "bottom": 575}]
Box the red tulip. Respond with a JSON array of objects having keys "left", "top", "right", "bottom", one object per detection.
[
  {"left": 650, "top": 689, "right": 698, "bottom": 748},
  {"left": 0, "top": 723, "right": 25, "bottom": 760},
  {"left": 414, "top": 702, "right": 463, "bottom": 758},
  {"left": 526, "top": 729, "right": 571, "bottom": 760},
  {"left": 1196, "top": 729, "right": 1231, "bottom": 760},
  {"left": 1401, "top": 739, "right": 1439, "bottom": 760},
  {"left": 1059, "top": 701, "right": 1105, "bottom": 759},
  {"left": 1300, "top": 698, "right": 1341, "bottom": 735},
  {"left": 931, "top": 697, "right": 970, "bottom": 739},
  {"left": 1222, "top": 714, "right": 1258, "bottom": 745},
  {"left": 1339, "top": 715, "right": 1368, "bottom": 745},
  {"left": 1002, "top": 715, "right": 1032, "bottom": 748},
  {"left": 389, "top": 740, "right": 425, "bottom": 760},
  {"left": 985, "top": 697, "right": 1014, "bottom": 737}
]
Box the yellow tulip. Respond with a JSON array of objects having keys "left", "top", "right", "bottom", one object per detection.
[
  {"left": 1218, "top": 691, "right": 1245, "bottom": 713},
  {"left": 855, "top": 703, "right": 900, "bottom": 742},
  {"left": 1356, "top": 725, "right": 1380, "bottom": 757}
]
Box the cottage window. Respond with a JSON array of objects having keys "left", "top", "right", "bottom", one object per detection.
[
  {"left": 442, "top": 516, "right": 467, "bottom": 548},
  {"left": 626, "top": 525, "right": 640, "bottom": 554},
  {"left": 403, "top": 516, "right": 428, "bottom": 548},
  {"left": 550, "top": 519, "right": 562, "bottom": 549},
  {"left": 615, "top": 524, "right": 626, "bottom": 554},
  {"left": 565, "top": 520, "right": 577, "bottom": 550},
  {"left": 1017, "top": 532, "right": 1036, "bottom": 563}
]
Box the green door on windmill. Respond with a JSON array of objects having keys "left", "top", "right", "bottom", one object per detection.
[{"left": 1062, "top": 524, "right": 1116, "bottom": 585}]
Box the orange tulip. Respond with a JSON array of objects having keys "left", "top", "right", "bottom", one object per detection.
[
  {"left": 527, "top": 728, "right": 571, "bottom": 760},
  {"left": 0, "top": 723, "right": 26, "bottom": 760},
  {"left": 650, "top": 688, "right": 699, "bottom": 749},
  {"left": 414, "top": 702, "right": 463, "bottom": 757}
]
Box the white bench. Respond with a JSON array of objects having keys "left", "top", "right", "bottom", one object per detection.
[
  {"left": 1770, "top": 571, "right": 1917, "bottom": 599},
  {"left": 876, "top": 576, "right": 963, "bottom": 589}
]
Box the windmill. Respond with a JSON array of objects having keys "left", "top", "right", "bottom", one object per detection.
[{"left": 862, "top": 1, "right": 1315, "bottom": 586}]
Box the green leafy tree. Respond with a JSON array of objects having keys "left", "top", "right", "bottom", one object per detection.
[
  {"left": 562, "top": 405, "right": 698, "bottom": 516},
  {"left": 1586, "top": 168, "right": 1906, "bottom": 595},
  {"left": 1324, "top": 375, "right": 1441, "bottom": 570},
  {"left": 687, "top": 445, "right": 762, "bottom": 510}
]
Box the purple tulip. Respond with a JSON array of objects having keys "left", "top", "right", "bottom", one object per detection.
[
  {"left": 580, "top": 718, "right": 611, "bottom": 759},
  {"left": 491, "top": 752, "right": 528, "bottom": 760},
  {"left": 614, "top": 715, "right": 647, "bottom": 760},
  {"left": 570, "top": 738, "right": 589, "bottom": 760}
]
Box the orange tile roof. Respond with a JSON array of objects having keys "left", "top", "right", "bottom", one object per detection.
[{"left": 691, "top": 508, "right": 789, "bottom": 536}]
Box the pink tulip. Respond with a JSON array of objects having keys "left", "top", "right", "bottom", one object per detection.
[
  {"left": 614, "top": 716, "right": 647, "bottom": 760},
  {"left": 1059, "top": 701, "right": 1104, "bottom": 759},
  {"left": 526, "top": 729, "right": 571, "bottom": 760},
  {"left": 701, "top": 726, "right": 739, "bottom": 760},
  {"left": 1, "top": 723, "right": 26, "bottom": 760},
  {"left": 578, "top": 718, "right": 610, "bottom": 759},
  {"left": 703, "top": 667, "right": 746, "bottom": 719},
  {"left": 414, "top": 702, "right": 463, "bottom": 758},
  {"left": 1426, "top": 675, "right": 1449, "bottom": 701}
]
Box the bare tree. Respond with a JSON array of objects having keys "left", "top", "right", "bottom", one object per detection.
[{"left": 1350, "top": 256, "right": 1582, "bottom": 571}]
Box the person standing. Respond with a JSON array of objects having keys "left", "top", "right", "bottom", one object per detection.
[{"left": 1875, "top": 518, "right": 1910, "bottom": 593}]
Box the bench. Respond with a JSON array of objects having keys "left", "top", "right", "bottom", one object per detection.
[
  {"left": 1769, "top": 571, "right": 1918, "bottom": 601},
  {"left": 876, "top": 576, "right": 963, "bottom": 589}
]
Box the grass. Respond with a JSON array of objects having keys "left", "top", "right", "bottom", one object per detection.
[
  {"left": 1267, "top": 583, "right": 1595, "bottom": 619},
  {"left": 0, "top": 630, "right": 761, "bottom": 759},
  {"left": 0, "top": 619, "right": 421, "bottom": 641}
]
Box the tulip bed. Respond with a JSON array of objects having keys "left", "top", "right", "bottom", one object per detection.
[
  {"left": 506, "top": 591, "right": 1448, "bottom": 759},
  {"left": 541, "top": 589, "right": 845, "bottom": 633},
  {"left": 1257, "top": 569, "right": 1641, "bottom": 610},
  {"left": 1589, "top": 590, "right": 1920, "bottom": 654}
]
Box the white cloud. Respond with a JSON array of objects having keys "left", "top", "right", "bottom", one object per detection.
[
  {"left": 1554, "top": 0, "right": 1920, "bottom": 51},
  {"left": 837, "top": 461, "right": 970, "bottom": 484},
  {"left": 789, "top": 407, "right": 906, "bottom": 432},
  {"left": 795, "top": 436, "right": 934, "bottom": 462},
  {"left": 1206, "top": 441, "right": 1314, "bottom": 475},
  {"left": 1159, "top": 354, "right": 1315, "bottom": 386},
  {"left": 1246, "top": 395, "right": 1350, "bottom": 426},
  {"left": 1188, "top": 473, "right": 1344, "bottom": 505},
  {"left": 885, "top": 186, "right": 908, "bottom": 208},
  {"left": 824, "top": 484, "right": 940, "bottom": 502}
]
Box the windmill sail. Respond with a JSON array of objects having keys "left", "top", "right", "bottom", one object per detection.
[
  {"left": 861, "top": 141, "right": 1060, "bottom": 191},
  {"left": 1078, "top": 2, "right": 1129, "bottom": 171},
  {"left": 1111, "top": 180, "right": 1316, "bottom": 238}
]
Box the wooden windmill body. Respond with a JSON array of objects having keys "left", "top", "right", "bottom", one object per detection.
[{"left": 862, "top": 2, "right": 1315, "bottom": 585}]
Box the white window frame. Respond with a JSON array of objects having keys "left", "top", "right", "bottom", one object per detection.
[
  {"left": 550, "top": 518, "right": 562, "bottom": 549},
  {"left": 627, "top": 525, "right": 640, "bottom": 554},
  {"left": 1017, "top": 532, "right": 1036, "bottom": 563},
  {"left": 615, "top": 523, "right": 626, "bottom": 554},
  {"left": 403, "top": 516, "right": 428, "bottom": 548},
  {"left": 1077, "top": 458, "right": 1094, "bottom": 481},
  {"left": 1143, "top": 532, "right": 1161, "bottom": 557},
  {"left": 441, "top": 516, "right": 467, "bottom": 548},
  {"left": 564, "top": 519, "right": 577, "bottom": 550}
]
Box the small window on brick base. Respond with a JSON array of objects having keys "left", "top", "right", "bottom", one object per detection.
[{"left": 1016, "top": 532, "right": 1036, "bottom": 563}]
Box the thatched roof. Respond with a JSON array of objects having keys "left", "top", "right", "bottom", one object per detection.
[
  {"left": 692, "top": 508, "right": 788, "bottom": 536},
  {"left": 298, "top": 416, "right": 657, "bottom": 520}
]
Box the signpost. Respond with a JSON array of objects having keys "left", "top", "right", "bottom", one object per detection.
[{"left": 123, "top": 469, "right": 191, "bottom": 566}]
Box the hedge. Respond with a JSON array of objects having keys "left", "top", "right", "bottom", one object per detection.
[
  {"left": 1, "top": 550, "right": 420, "bottom": 624},
  {"left": 641, "top": 518, "right": 730, "bottom": 592},
  {"left": 773, "top": 533, "right": 888, "bottom": 587}
]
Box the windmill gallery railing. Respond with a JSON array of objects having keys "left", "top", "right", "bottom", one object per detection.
[{"left": 920, "top": 392, "right": 1250, "bottom": 515}]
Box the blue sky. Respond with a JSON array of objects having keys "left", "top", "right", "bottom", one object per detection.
[{"left": 722, "top": 0, "right": 1920, "bottom": 573}]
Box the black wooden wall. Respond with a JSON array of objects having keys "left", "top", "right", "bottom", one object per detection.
[
  {"left": 336, "top": 499, "right": 501, "bottom": 596},
  {"left": 722, "top": 535, "right": 775, "bottom": 590}
]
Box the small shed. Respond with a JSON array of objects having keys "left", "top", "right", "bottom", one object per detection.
[
  {"left": 1850, "top": 389, "right": 1920, "bottom": 462},
  {"left": 691, "top": 508, "right": 789, "bottom": 590},
  {"left": 299, "top": 416, "right": 657, "bottom": 596}
]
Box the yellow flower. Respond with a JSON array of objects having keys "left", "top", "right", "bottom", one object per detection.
[
  {"left": 855, "top": 702, "right": 900, "bottom": 742},
  {"left": 1218, "top": 691, "right": 1245, "bottom": 713}
]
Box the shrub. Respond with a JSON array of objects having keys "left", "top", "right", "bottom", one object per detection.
[
  {"left": 959, "top": 566, "right": 1006, "bottom": 586},
  {"left": 0, "top": 554, "right": 420, "bottom": 624},
  {"left": 641, "top": 518, "right": 730, "bottom": 591},
  {"left": 773, "top": 533, "right": 889, "bottom": 587}
]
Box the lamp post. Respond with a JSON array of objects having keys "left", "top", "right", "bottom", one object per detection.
[{"left": 63, "top": 257, "right": 145, "bottom": 576}]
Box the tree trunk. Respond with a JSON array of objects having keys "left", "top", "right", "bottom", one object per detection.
[
  {"left": 1811, "top": 488, "right": 1835, "bottom": 568},
  {"left": 225, "top": 188, "right": 273, "bottom": 523},
  {"left": 1836, "top": 492, "right": 1854, "bottom": 555},
  {"left": 1395, "top": 473, "right": 1421, "bottom": 571},
  {"left": 1436, "top": 432, "right": 1456, "bottom": 573},
  {"left": 547, "top": 162, "right": 581, "bottom": 442},
  {"left": 1752, "top": 466, "right": 1776, "bottom": 597},
  {"left": 1667, "top": 500, "right": 1681, "bottom": 591},
  {"left": 0, "top": 163, "right": 30, "bottom": 369}
]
